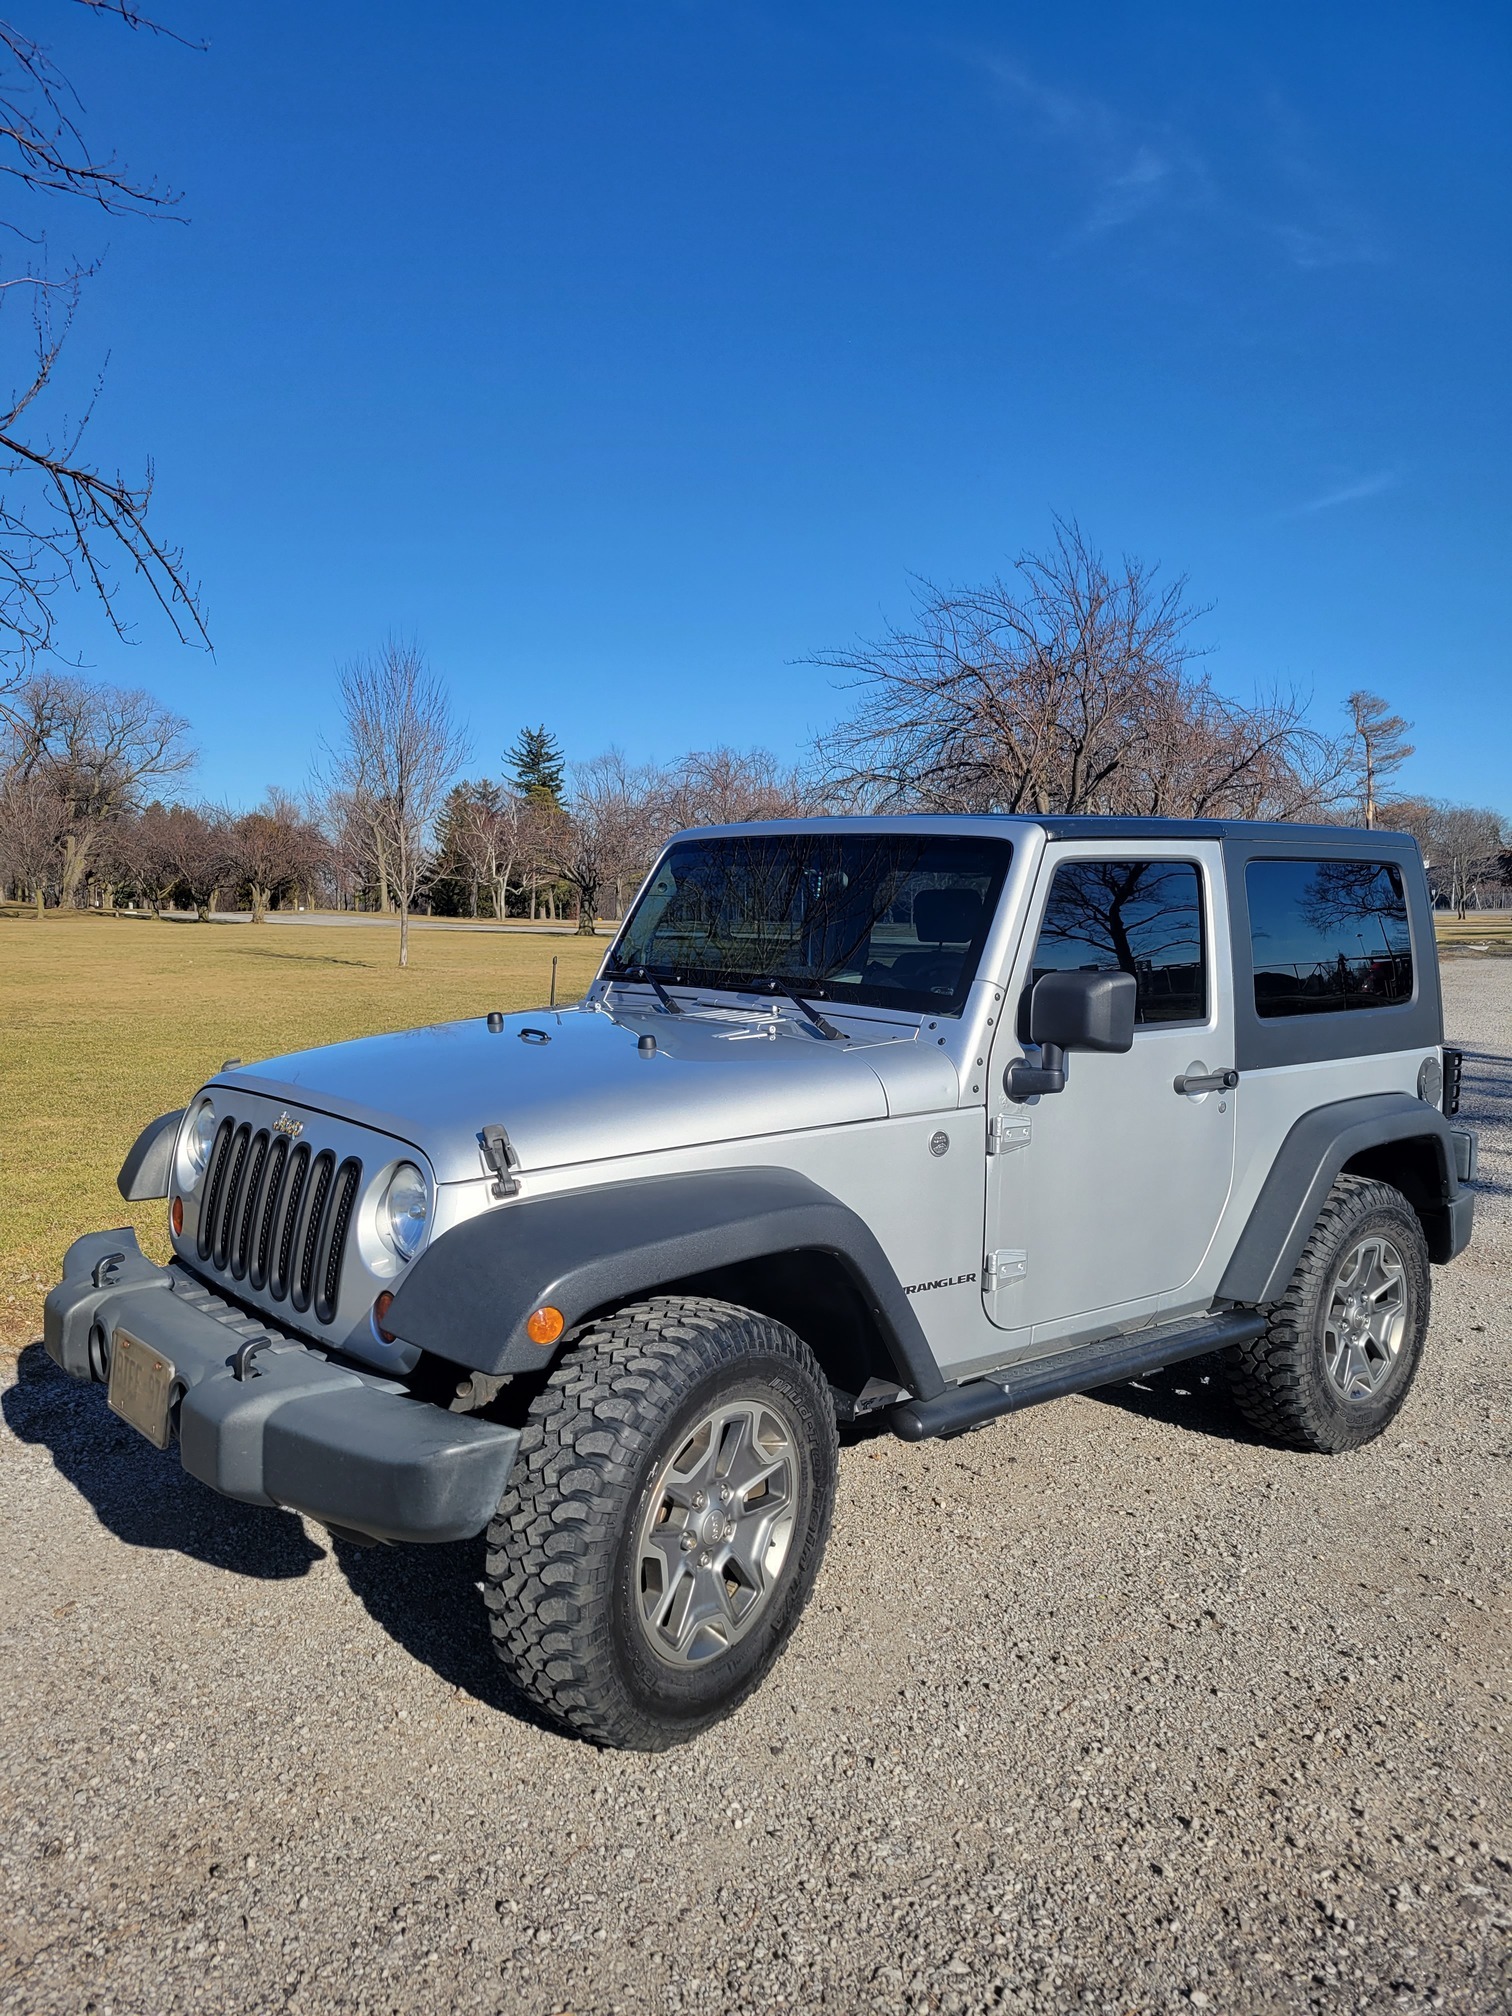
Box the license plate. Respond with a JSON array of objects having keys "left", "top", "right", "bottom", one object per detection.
[{"left": 107, "top": 1330, "right": 178, "bottom": 1449}]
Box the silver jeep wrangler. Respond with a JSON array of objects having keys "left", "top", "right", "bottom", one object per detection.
[{"left": 46, "top": 817, "right": 1476, "bottom": 1749}]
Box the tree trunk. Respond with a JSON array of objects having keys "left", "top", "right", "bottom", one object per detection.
[
  {"left": 250, "top": 884, "right": 269, "bottom": 923},
  {"left": 576, "top": 882, "right": 598, "bottom": 935},
  {"left": 399, "top": 902, "right": 410, "bottom": 968},
  {"left": 59, "top": 830, "right": 90, "bottom": 906},
  {"left": 34, "top": 881, "right": 45, "bottom": 920}
]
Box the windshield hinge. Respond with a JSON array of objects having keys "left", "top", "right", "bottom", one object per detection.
[{"left": 986, "top": 1114, "right": 1032, "bottom": 1156}]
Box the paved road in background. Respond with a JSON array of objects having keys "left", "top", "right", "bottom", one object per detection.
[
  {"left": 3, "top": 960, "right": 1507, "bottom": 2015},
  {"left": 140, "top": 909, "right": 598, "bottom": 935}
]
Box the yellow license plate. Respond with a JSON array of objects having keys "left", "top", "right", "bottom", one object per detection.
[{"left": 106, "top": 1330, "right": 178, "bottom": 1449}]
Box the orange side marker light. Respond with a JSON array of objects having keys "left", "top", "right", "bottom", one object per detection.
[{"left": 526, "top": 1306, "right": 565, "bottom": 1347}]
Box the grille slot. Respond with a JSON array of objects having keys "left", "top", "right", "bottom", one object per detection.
[
  {"left": 271, "top": 1142, "right": 311, "bottom": 1301},
  {"left": 249, "top": 1136, "right": 288, "bottom": 1291},
  {"left": 212, "top": 1124, "right": 252, "bottom": 1270},
  {"left": 291, "top": 1152, "right": 335, "bottom": 1313},
  {"left": 316, "top": 1158, "right": 362, "bottom": 1324},
  {"left": 230, "top": 1130, "right": 270, "bottom": 1280},
  {"left": 196, "top": 1118, "right": 237, "bottom": 1261},
  {"left": 189, "top": 1109, "right": 367, "bottom": 1331}
]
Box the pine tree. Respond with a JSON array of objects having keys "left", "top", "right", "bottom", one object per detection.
[{"left": 507, "top": 724, "right": 566, "bottom": 806}]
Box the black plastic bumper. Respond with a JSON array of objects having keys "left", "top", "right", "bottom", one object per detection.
[{"left": 43, "top": 1229, "right": 519, "bottom": 1544}]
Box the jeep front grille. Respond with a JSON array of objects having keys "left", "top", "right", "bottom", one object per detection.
[{"left": 197, "top": 1117, "right": 361, "bottom": 1325}]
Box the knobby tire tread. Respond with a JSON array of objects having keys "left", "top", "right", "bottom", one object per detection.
[
  {"left": 1226, "top": 1174, "right": 1429, "bottom": 1453},
  {"left": 484, "top": 1295, "right": 836, "bottom": 1750}
]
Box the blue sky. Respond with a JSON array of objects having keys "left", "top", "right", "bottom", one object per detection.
[{"left": 33, "top": 0, "right": 1512, "bottom": 811}]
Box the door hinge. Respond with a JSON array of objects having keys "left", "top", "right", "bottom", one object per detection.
[
  {"left": 986, "top": 1114, "right": 1032, "bottom": 1156},
  {"left": 984, "top": 1248, "right": 1027, "bottom": 1287}
]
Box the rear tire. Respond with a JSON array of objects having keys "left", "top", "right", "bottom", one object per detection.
[
  {"left": 484, "top": 1295, "right": 837, "bottom": 1749},
  {"left": 1226, "top": 1174, "right": 1430, "bottom": 1454}
]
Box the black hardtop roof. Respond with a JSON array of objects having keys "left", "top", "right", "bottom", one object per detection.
[
  {"left": 1028, "top": 814, "right": 1420, "bottom": 849},
  {"left": 675, "top": 813, "right": 1423, "bottom": 854}
]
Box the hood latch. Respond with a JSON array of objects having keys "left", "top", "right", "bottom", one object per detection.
[{"left": 480, "top": 1123, "right": 521, "bottom": 1198}]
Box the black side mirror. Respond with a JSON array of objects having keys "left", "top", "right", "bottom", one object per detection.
[{"left": 1007, "top": 970, "right": 1137, "bottom": 1100}]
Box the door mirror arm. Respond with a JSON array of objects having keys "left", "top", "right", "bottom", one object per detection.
[{"left": 1006, "top": 1043, "right": 1066, "bottom": 1102}]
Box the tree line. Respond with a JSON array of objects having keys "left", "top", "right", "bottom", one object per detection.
[{"left": 1, "top": 526, "right": 1507, "bottom": 958}]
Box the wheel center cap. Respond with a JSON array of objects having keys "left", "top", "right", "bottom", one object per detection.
[{"left": 699, "top": 1508, "right": 732, "bottom": 1545}]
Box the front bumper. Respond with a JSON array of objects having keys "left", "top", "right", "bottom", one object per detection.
[{"left": 44, "top": 1229, "right": 519, "bottom": 1544}]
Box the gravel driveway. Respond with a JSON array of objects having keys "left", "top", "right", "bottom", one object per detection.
[{"left": 3, "top": 962, "right": 1508, "bottom": 2016}]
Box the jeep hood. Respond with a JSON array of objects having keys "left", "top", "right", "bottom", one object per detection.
[{"left": 225, "top": 1002, "right": 957, "bottom": 1184}]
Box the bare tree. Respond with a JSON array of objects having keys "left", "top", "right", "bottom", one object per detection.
[
  {"left": 148, "top": 798, "right": 227, "bottom": 920},
  {"left": 1346, "top": 691, "right": 1413, "bottom": 829},
  {"left": 328, "top": 639, "right": 467, "bottom": 966},
  {"left": 659, "top": 746, "right": 812, "bottom": 832},
  {"left": 0, "top": 763, "right": 64, "bottom": 912},
  {"left": 1425, "top": 802, "right": 1505, "bottom": 918},
  {"left": 108, "top": 796, "right": 179, "bottom": 914},
  {"left": 549, "top": 751, "right": 663, "bottom": 933},
  {"left": 0, "top": 667, "right": 191, "bottom": 899},
  {"left": 225, "top": 789, "right": 330, "bottom": 921},
  {"left": 816, "top": 520, "right": 1342, "bottom": 820},
  {"left": 0, "top": 5, "right": 209, "bottom": 690},
  {"left": 436, "top": 779, "right": 523, "bottom": 919}
]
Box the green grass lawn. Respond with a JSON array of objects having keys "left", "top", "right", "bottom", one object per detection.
[
  {"left": 1434, "top": 912, "right": 1512, "bottom": 953},
  {"left": 0, "top": 912, "right": 603, "bottom": 1356}
]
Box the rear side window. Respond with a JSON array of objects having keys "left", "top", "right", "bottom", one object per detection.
[
  {"left": 1247, "top": 858, "right": 1413, "bottom": 1018},
  {"left": 1030, "top": 859, "right": 1207, "bottom": 1025}
]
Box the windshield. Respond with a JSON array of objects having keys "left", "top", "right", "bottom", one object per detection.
[{"left": 608, "top": 831, "right": 1013, "bottom": 1017}]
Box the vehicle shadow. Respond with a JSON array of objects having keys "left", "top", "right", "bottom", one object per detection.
[
  {"left": 330, "top": 1536, "right": 592, "bottom": 1738},
  {"left": 2, "top": 1342, "right": 325, "bottom": 1578},
  {"left": 1087, "top": 1353, "right": 1279, "bottom": 1446}
]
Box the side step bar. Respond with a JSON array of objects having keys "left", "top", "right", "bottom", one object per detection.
[{"left": 889, "top": 1309, "right": 1266, "bottom": 1443}]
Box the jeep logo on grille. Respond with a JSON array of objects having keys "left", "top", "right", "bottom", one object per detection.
[{"left": 272, "top": 1111, "right": 304, "bottom": 1139}]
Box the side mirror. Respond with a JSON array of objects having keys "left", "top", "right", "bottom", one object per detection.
[{"left": 1007, "top": 970, "right": 1137, "bottom": 1100}]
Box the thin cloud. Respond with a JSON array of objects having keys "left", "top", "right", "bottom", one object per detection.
[
  {"left": 1263, "top": 95, "right": 1386, "bottom": 270},
  {"left": 978, "top": 55, "right": 1215, "bottom": 243},
  {"left": 1289, "top": 471, "right": 1400, "bottom": 516},
  {"left": 959, "top": 50, "right": 1381, "bottom": 270}
]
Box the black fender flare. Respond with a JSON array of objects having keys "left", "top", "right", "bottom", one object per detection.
[
  {"left": 384, "top": 1165, "right": 946, "bottom": 1399},
  {"left": 1217, "top": 1093, "right": 1462, "bottom": 1306},
  {"left": 117, "top": 1109, "right": 185, "bottom": 1202}
]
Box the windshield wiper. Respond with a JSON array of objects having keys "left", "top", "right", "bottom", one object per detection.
[
  {"left": 759, "top": 976, "right": 847, "bottom": 1041},
  {"left": 608, "top": 960, "right": 683, "bottom": 1015}
]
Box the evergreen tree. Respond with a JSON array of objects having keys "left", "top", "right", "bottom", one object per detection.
[{"left": 507, "top": 724, "right": 566, "bottom": 805}]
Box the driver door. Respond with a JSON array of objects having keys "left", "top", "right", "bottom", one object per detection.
[{"left": 983, "top": 841, "right": 1237, "bottom": 1346}]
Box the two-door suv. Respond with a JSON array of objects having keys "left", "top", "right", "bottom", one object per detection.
[{"left": 47, "top": 816, "right": 1476, "bottom": 1748}]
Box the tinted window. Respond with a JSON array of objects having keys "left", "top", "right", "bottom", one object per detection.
[
  {"left": 1030, "top": 860, "right": 1206, "bottom": 1025},
  {"left": 611, "top": 832, "right": 1013, "bottom": 1016},
  {"left": 1247, "top": 858, "right": 1413, "bottom": 1018}
]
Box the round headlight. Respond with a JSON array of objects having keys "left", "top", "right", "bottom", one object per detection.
[
  {"left": 381, "top": 1162, "right": 429, "bottom": 1262},
  {"left": 182, "top": 1099, "right": 217, "bottom": 1181}
]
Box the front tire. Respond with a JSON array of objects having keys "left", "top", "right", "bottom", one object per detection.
[
  {"left": 1226, "top": 1174, "right": 1431, "bottom": 1454},
  {"left": 484, "top": 1296, "right": 838, "bottom": 1750}
]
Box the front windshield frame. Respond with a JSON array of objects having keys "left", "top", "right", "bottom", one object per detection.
[{"left": 605, "top": 830, "right": 1014, "bottom": 1019}]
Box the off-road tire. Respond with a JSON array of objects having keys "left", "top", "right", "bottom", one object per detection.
[
  {"left": 484, "top": 1296, "right": 838, "bottom": 1750},
  {"left": 1226, "top": 1174, "right": 1431, "bottom": 1454}
]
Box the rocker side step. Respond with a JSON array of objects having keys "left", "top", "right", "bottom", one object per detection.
[{"left": 889, "top": 1309, "right": 1266, "bottom": 1443}]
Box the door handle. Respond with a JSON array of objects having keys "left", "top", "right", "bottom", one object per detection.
[{"left": 1173, "top": 1069, "right": 1239, "bottom": 1095}]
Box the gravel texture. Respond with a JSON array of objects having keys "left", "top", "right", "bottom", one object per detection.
[{"left": 3, "top": 959, "right": 1508, "bottom": 2015}]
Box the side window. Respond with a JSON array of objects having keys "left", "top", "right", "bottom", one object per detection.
[
  {"left": 1247, "top": 858, "right": 1413, "bottom": 1018},
  {"left": 1029, "top": 859, "right": 1207, "bottom": 1026}
]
